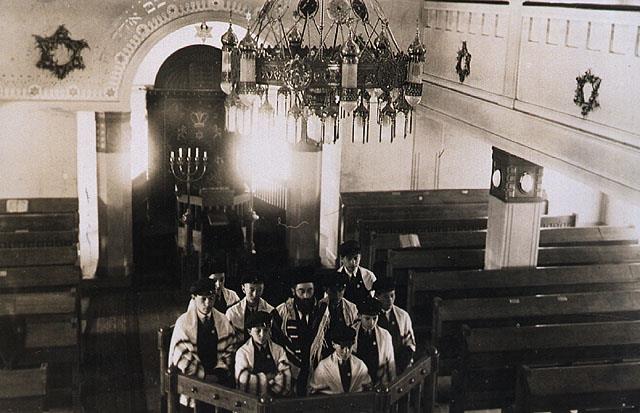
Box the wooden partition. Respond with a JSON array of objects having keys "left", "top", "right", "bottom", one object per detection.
[
  {"left": 159, "top": 326, "right": 438, "bottom": 413},
  {"left": 0, "top": 363, "right": 48, "bottom": 412}
]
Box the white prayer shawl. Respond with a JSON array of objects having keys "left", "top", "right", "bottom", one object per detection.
[
  {"left": 352, "top": 323, "right": 397, "bottom": 386},
  {"left": 338, "top": 265, "right": 377, "bottom": 292},
  {"left": 308, "top": 353, "right": 371, "bottom": 395},
  {"left": 168, "top": 301, "right": 236, "bottom": 406},
  {"left": 275, "top": 298, "right": 305, "bottom": 378},
  {"left": 221, "top": 287, "right": 241, "bottom": 309},
  {"left": 390, "top": 305, "right": 416, "bottom": 352},
  {"left": 235, "top": 339, "right": 292, "bottom": 396},
  {"left": 309, "top": 297, "right": 359, "bottom": 368},
  {"left": 225, "top": 297, "right": 275, "bottom": 343}
]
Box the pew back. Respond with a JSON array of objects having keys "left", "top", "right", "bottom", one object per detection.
[
  {"left": 0, "top": 363, "right": 48, "bottom": 412},
  {"left": 514, "top": 361, "right": 640, "bottom": 413}
]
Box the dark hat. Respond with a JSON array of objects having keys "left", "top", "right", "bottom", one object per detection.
[
  {"left": 208, "top": 259, "right": 227, "bottom": 275},
  {"left": 323, "top": 270, "right": 349, "bottom": 291},
  {"left": 357, "top": 297, "right": 383, "bottom": 316},
  {"left": 338, "top": 240, "right": 361, "bottom": 257},
  {"left": 245, "top": 311, "right": 272, "bottom": 330},
  {"left": 373, "top": 277, "right": 396, "bottom": 294},
  {"left": 189, "top": 278, "right": 215, "bottom": 296},
  {"left": 241, "top": 269, "right": 265, "bottom": 285},
  {"left": 330, "top": 324, "right": 357, "bottom": 345},
  {"left": 290, "top": 266, "right": 316, "bottom": 287}
]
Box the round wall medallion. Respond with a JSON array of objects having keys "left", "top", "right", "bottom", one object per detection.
[
  {"left": 491, "top": 169, "right": 501, "bottom": 188},
  {"left": 519, "top": 172, "right": 534, "bottom": 193}
]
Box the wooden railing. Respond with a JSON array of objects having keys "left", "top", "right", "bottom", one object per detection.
[{"left": 160, "top": 325, "right": 437, "bottom": 413}]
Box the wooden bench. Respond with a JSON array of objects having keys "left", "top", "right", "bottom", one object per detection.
[
  {"left": 386, "top": 244, "right": 640, "bottom": 306},
  {"left": 367, "top": 225, "right": 637, "bottom": 266},
  {"left": 159, "top": 326, "right": 438, "bottom": 413},
  {"left": 0, "top": 197, "right": 82, "bottom": 411},
  {"left": 514, "top": 361, "right": 640, "bottom": 412},
  {"left": 0, "top": 363, "right": 48, "bottom": 412},
  {"left": 450, "top": 320, "right": 640, "bottom": 412},
  {"left": 406, "top": 263, "right": 640, "bottom": 334},
  {"left": 432, "top": 289, "right": 640, "bottom": 373}
]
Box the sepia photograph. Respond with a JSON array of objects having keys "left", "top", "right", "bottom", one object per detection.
[{"left": 1, "top": 0, "right": 640, "bottom": 411}]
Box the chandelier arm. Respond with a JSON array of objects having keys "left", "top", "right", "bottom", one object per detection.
[
  {"left": 319, "top": 0, "right": 326, "bottom": 58},
  {"left": 332, "top": 23, "right": 340, "bottom": 49},
  {"left": 323, "top": 21, "right": 339, "bottom": 49},
  {"left": 383, "top": 21, "right": 401, "bottom": 53},
  {"left": 278, "top": 19, "right": 291, "bottom": 50}
]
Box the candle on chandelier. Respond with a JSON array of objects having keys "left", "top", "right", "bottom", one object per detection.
[
  {"left": 187, "top": 147, "right": 192, "bottom": 158},
  {"left": 178, "top": 148, "right": 183, "bottom": 158},
  {"left": 170, "top": 151, "right": 175, "bottom": 161},
  {"left": 195, "top": 147, "right": 199, "bottom": 158},
  {"left": 203, "top": 151, "right": 208, "bottom": 161}
]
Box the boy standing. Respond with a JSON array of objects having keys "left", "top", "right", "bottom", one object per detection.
[{"left": 337, "top": 240, "right": 376, "bottom": 305}]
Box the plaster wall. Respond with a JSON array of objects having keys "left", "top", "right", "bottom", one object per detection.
[{"left": 0, "top": 103, "right": 77, "bottom": 198}]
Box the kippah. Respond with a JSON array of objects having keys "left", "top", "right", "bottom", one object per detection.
[
  {"left": 330, "top": 324, "right": 357, "bottom": 345},
  {"left": 357, "top": 297, "right": 383, "bottom": 316},
  {"left": 373, "top": 277, "right": 396, "bottom": 293},
  {"left": 245, "top": 311, "right": 272, "bottom": 329},
  {"left": 290, "top": 266, "right": 316, "bottom": 287},
  {"left": 322, "top": 270, "right": 349, "bottom": 291},
  {"left": 338, "top": 240, "right": 361, "bottom": 257},
  {"left": 189, "top": 278, "right": 215, "bottom": 296}
]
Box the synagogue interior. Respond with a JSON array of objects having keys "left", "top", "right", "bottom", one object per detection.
[{"left": 1, "top": 0, "right": 640, "bottom": 412}]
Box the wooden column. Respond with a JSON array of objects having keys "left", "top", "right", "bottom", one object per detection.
[
  {"left": 485, "top": 147, "right": 544, "bottom": 269},
  {"left": 96, "top": 112, "right": 133, "bottom": 278}
]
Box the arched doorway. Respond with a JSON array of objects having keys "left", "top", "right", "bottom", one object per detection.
[{"left": 133, "top": 44, "right": 232, "bottom": 285}]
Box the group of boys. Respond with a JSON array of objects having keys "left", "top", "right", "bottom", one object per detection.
[{"left": 168, "top": 240, "right": 416, "bottom": 411}]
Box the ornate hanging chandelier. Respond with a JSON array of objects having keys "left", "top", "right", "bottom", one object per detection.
[{"left": 220, "top": 0, "right": 426, "bottom": 145}]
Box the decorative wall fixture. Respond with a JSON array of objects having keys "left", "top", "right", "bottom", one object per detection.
[
  {"left": 574, "top": 69, "right": 601, "bottom": 117},
  {"left": 455, "top": 41, "right": 471, "bottom": 83},
  {"left": 34, "top": 25, "right": 89, "bottom": 80}
]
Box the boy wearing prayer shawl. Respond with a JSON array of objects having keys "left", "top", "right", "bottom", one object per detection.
[
  {"left": 226, "top": 271, "right": 275, "bottom": 344},
  {"left": 309, "top": 270, "right": 359, "bottom": 368},
  {"left": 235, "top": 311, "right": 292, "bottom": 397},
  {"left": 207, "top": 260, "right": 240, "bottom": 313},
  {"left": 352, "top": 297, "right": 396, "bottom": 386},
  {"left": 373, "top": 277, "right": 416, "bottom": 374},
  {"left": 168, "top": 278, "right": 236, "bottom": 411},
  {"left": 308, "top": 325, "right": 371, "bottom": 395},
  {"left": 337, "top": 240, "right": 377, "bottom": 305}
]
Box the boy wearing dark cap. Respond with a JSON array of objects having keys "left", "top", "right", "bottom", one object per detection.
[
  {"left": 235, "top": 311, "right": 292, "bottom": 397},
  {"left": 337, "top": 240, "right": 377, "bottom": 305},
  {"left": 373, "top": 277, "right": 416, "bottom": 374},
  {"left": 206, "top": 261, "right": 240, "bottom": 313},
  {"left": 168, "top": 278, "right": 236, "bottom": 410},
  {"left": 225, "top": 271, "right": 275, "bottom": 343},
  {"left": 275, "top": 268, "right": 322, "bottom": 395},
  {"left": 352, "top": 297, "right": 396, "bottom": 386},
  {"left": 310, "top": 270, "right": 359, "bottom": 368},
  {"left": 308, "top": 325, "right": 371, "bottom": 394}
]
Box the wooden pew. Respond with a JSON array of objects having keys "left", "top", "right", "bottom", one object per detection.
[
  {"left": 0, "top": 198, "right": 82, "bottom": 411},
  {"left": 431, "top": 289, "right": 640, "bottom": 374},
  {"left": 406, "top": 263, "right": 640, "bottom": 333},
  {"left": 367, "top": 225, "right": 637, "bottom": 266},
  {"left": 0, "top": 363, "right": 48, "bottom": 412},
  {"left": 450, "top": 320, "right": 640, "bottom": 413},
  {"left": 514, "top": 361, "right": 640, "bottom": 413}
]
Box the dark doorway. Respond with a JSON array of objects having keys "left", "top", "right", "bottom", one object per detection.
[{"left": 132, "top": 45, "right": 226, "bottom": 286}]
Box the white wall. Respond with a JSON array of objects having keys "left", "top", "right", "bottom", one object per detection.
[
  {"left": 543, "top": 168, "right": 603, "bottom": 226},
  {"left": 0, "top": 103, "right": 77, "bottom": 198}
]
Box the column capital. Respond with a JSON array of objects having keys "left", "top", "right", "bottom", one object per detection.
[{"left": 490, "top": 147, "right": 544, "bottom": 203}]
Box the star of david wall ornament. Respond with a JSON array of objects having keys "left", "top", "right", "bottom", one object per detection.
[
  {"left": 34, "top": 25, "right": 89, "bottom": 80},
  {"left": 574, "top": 69, "right": 601, "bottom": 117}
]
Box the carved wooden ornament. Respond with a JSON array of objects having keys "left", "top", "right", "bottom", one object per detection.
[
  {"left": 574, "top": 69, "right": 601, "bottom": 117},
  {"left": 34, "top": 25, "right": 89, "bottom": 80}
]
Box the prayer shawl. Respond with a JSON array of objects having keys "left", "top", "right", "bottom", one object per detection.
[
  {"left": 276, "top": 297, "right": 317, "bottom": 378},
  {"left": 308, "top": 352, "right": 371, "bottom": 395},
  {"left": 235, "top": 339, "right": 292, "bottom": 396},
  {"left": 352, "top": 323, "right": 397, "bottom": 385},
  {"left": 389, "top": 305, "right": 416, "bottom": 352},
  {"left": 225, "top": 297, "right": 275, "bottom": 343},
  {"left": 309, "top": 297, "right": 359, "bottom": 369},
  {"left": 220, "top": 287, "right": 241, "bottom": 309},
  {"left": 168, "top": 301, "right": 236, "bottom": 407},
  {"left": 338, "top": 265, "right": 377, "bottom": 292}
]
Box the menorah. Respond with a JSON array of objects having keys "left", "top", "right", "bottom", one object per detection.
[{"left": 170, "top": 147, "right": 207, "bottom": 227}]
